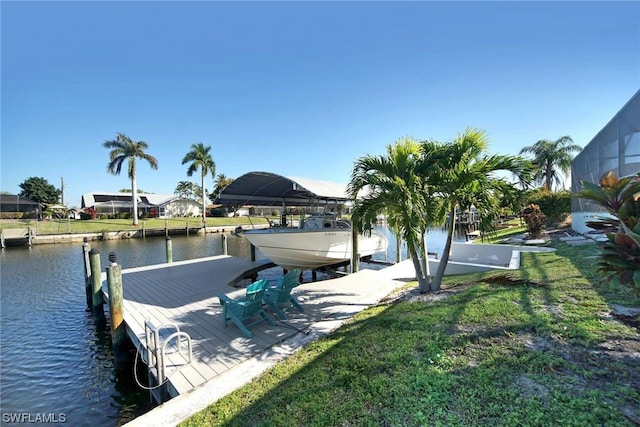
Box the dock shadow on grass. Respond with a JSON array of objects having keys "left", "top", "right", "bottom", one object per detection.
[{"left": 181, "top": 244, "right": 640, "bottom": 426}]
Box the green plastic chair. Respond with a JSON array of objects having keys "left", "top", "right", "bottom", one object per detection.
[
  {"left": 263, "top": 269, "right": 304, "bottom": 320},
  {"left": 218, "top": 279, "right": 275, "bottom": 338}
]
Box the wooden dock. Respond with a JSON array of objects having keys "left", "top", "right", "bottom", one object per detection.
[{"left": 105, "top": 255, "right": 415, "bottom": 401}]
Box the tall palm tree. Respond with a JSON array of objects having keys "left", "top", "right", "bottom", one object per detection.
[
  {"left": 348, "top": 137, "right": 440, "bottom": 293},
  {"left": 182, "top": 143, "right": 215, "bottom": 224},
  {"left": 104, "top": 133, "right": 158, "bottom": 226},
  {"left": 519, "top": 136, "right": 581, "bottom": 191},
  {"left": 422, "top": 128, "right": 534, "bottom": 290}
]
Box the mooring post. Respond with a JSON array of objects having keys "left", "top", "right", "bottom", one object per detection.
[
  {"left": 250, "top": 243, "right": 256, "bottom": 261},
  {"left": 142, "top": 221, "right": 146, "bottom": 239},
  {"left": 89, "top": 248, "right": 104, "bottom": 320},
  {"left": 0, "top": 232, "right": 5, "bottom": 249},
  {"left": 186, "top": 219, "right": 189, "bottom": 236},
  {"left": 165, "top": 220, "right": 168, "bottom": 237},
  {"left": 82, "top": 238, "right": 92, "bottom": 308},
  {"left": 165, "top": 236, "right": 173, "bottom": 263},
  {"left": 106, "top": 252, "right": 127, "bottom": 366},
  {"left": 27, "top": 227, "right": 32, "bottom": 246},
  {"left": 221, "top": 233, "right": 228, "bottom": 255}
]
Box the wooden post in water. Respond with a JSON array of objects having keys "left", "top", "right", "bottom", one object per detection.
[
  {"left": 82, "top": 238, "right": 92, "bottom": 308},
  {"left": 165, "top": 220, "right": 168, "bottom": 237},
  {"left": 165, "top": 236, "right": 173, "bottom": 263},
  {"left": 27, "top": 227, "right": 32, "bottom": 246},
  {"left": 106, "top": 252, "right": 127, "bottom": 366},
  {"left": 0, "top": 232, "right": 5, "bottom": 249},
  {"left": 221, "top": 233, "right": 228, "bottom": 255},
  {"left": 89, "top": 248, "right": 104, "bottom": 320},
  {"left": 142, "top": 221, "right": 146, "bottom": 239},
  {"left": 186, "top": 219, "right": 189, "bottom": 236}
]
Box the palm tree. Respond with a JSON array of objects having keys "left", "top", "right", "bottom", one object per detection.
[
  {"left": 422, "top": 128, "right": 534, "bottom": 290},
  {"left": 174, "top": 181, "right": 196, "bottom": 199},
  {"left": 104, "top": 133, "right": 158, "bottom": 226},
  {"left": 211, "top": 174, "right": 234, "bottom": 201},
  {"left": 348, "top": 137, "right": 440, "bottom": 293},
  {"left": 182, "top": 143, "right": 215, "bottom": 224},
  {"left": 519, "top": 136, "right": 581, "bottom": 191},
  {"left": 211, "top": 174, "right": 235, "bottom": 216}
]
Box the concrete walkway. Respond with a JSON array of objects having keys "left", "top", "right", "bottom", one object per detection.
[{"left": 124, "top": 260, "right": 416, "bottom": 426}]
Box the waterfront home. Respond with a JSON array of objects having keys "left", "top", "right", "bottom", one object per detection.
[
  {"left": 81, "top": 192, "right": 201, "bottom": 218},
  {"left": 571, "top": 89, "right": 640, "bottom": 234}
]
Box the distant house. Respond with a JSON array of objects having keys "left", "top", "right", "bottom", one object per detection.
[
  {"left": 0, "top": 194, "right": 41, "bottom": 219},
  {"left": 571, "top": 89, "right": 640, "bottom": 234},
  {"left": 81, "top": 192, "right": 201, "bottom": 218}
]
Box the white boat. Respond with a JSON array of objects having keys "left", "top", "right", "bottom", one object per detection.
[{"left": 242, "top": 216, "right": 388, "bottom": 270}]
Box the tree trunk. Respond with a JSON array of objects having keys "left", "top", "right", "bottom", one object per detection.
[
  {"left": 420, "top": 231, "right": 430, "bottom": 278},
  {"left": 412, "top": 250, "right": 431, "bottom": 293},
  {"left": 545, "top": 162, "right": 553, "bottom": 191},
  {"left": 431, "top": 205, "right": 456, "bottom": 291},
  {"left": 131, "top": 173, "right": 139, "bottom": 226},
  {"left": 201, "top": 172, "right": 206, "bottom": 225}
]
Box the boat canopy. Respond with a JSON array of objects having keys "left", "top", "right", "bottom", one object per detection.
[{"left": 215, "top": 171, "right": 350, "bottom": 207}]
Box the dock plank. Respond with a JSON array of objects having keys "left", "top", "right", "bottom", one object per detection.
[{"left": 112, "top": 255, "right": 413, "bottom": 401}]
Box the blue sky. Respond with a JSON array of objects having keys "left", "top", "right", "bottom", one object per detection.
[{"left": 2, "top": 1, "right": 639, "bottom": 208}]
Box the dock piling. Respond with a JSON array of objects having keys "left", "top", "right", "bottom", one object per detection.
[
  {"left": 1, "top": 232, "right": 5, "bottom": 249},
  {"left": 221, "top": 233, "right": 228, "bottom": 255},
  {"left": 165, "top": 236, "right": 173, "bottom": 263},
  {"left": 89, "top": 248, "right": 104, "bottom": 320},
  {"left": 82, "top": 238, "right": 92, "bottom": 308},
  {"left": 106, "top": 252, "right": 127, "bottom": 366}
]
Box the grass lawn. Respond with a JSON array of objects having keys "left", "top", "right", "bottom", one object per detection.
[
  {"left": 0, "top": 217, "right": 270, "bottom": 235},
  {"left": 182, "top": 241, "right": 640, "bottom": 426}
]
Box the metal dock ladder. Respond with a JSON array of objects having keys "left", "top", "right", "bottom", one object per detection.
[{"left": 143, "top": 320, "right": 193, "bottom": 403}]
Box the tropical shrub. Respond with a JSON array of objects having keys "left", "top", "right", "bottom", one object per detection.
[
  {"left": 527, "top": 189, "right": 571, "bottom": 226},
  {"left": 80, "top": 207, "right": 98, "bottom": 220},
  {"left": 0, "top": 212, "right": 24, "bottom": 219},
  {"left": 521, "top": 204, "right": 545, "bottom": 238},
  {"left": 576, "top": 171, "right": 640, "bottom": 296}
]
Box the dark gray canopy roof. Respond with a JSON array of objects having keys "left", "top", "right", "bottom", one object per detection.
[{"left": 215, "top": 171, "right": 350, "bottom": 207}]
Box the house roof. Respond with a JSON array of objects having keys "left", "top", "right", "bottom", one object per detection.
[
  {"left": 82, "top": 192, "right": 180, "bottom": 208},
  {"left": 215, "top": 171, "right": 349, "bottom": 207}
]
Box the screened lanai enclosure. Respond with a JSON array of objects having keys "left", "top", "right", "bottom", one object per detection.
[{"left": 571, "top": 89, "right": 640, "bottom": 234}]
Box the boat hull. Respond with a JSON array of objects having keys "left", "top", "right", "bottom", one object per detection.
[{"left": 243, "top": 228, "right": 388, "bottom": 270}]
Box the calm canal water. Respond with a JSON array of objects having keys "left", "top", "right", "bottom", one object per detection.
[{"left": 0, "top": 227, "right": 459, "bottom": 426}]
